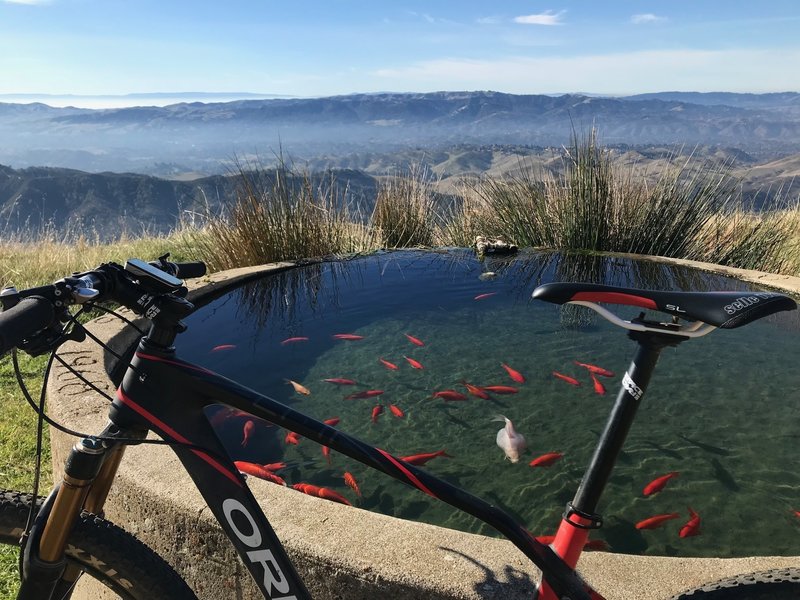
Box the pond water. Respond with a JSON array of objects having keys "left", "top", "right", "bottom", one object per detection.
[{"left": 174, "top": 249, "right": 800, "bottom": 559}]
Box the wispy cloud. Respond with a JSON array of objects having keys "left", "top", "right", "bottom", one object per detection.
[
  {"left": 2, "top": 0, "right": 51, "bottom": 4},
  {"left": 631, "top": 14, "right": 666, "bottom": 25},
  {"left": 373, "top": 49, "right": 800, "bottom": 95},
  {"left": 514, "top": 10, "right": 565, "bottom": 26},
  {"left": 476, "top": 15, "right": 503, "bottom": 25}
]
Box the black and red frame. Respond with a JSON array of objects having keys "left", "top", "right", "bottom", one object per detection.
[{"left": 105, "top": 336, "right": 602, "bottom": 600}]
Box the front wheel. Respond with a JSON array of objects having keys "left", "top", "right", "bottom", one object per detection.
[
  {"left": 669, "top": 567, "right": 800, "bottom": 599},
  {"left": 0, "top": 489, "right": 198, "bottom": 600}
]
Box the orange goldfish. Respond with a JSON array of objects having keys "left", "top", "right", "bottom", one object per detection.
[
  {"left": 323, "top": 417, "right": 340, "bottom": 427},
  {"left": 240, "top": 420, "right": 255, "bottom": 447},
  {"left": 286, "top": 379, "right": 311, "bottom": 395},
  {"left": 590, "top": 373, "right": 606, "bottom": 396},
  {"left": 552, "top": 371, "right": 581, "bottom": 386},
  {"left": 211, "top": 344, "right": 236, "bottom": 352},
  {"left": 345, "top": 389, "right": 385, "bottom": 400},
  {"left": 574, "top": 361, "right": 615, "bottom": 378},
  {"left": 529, "top": 452, "right": 564, "bottom": 468},
  {"left": 323, "top": 378, "right": 356, "bottom": 385},
  {"left": 404, "top": 356, "right": 424, "bottom": 370},
  {"left": 635, "top": 513, "right": 681, "bottom": 530},
  {"left": 291, "top": 483, "right": 352, "bottom": 506},
  {"left": 404, "top": 333, "right": 425, "bottom": 346},
  {"left": 462, "top": 382, "right": 490, "bottom": 399},
  {"left": 285, "top": 431, "right": 300, "bottom": 445},
  {"left": 371, "top": 404, "right": 384, "bottom": 423},
  {"left": 343, "top": 472, "right": 362, "bottom": 497},
  {"left": 501, "top": 363, "right": 526, "bottom": 383},
  {"left": 389, "top": 404, "right": 405, "bottom": 418},
  {"left": 679, "top": 508, "right": 701, "bottom": 538},
  {"left": 474, "top": 292, "right": 497, "bottom": 301},
  {"left": 234, "top": 461, "right": 286, "bottom": 486},
  {"left": 481, "top": 385, "right": 518, "bottom": 394},
  {"left": 379, "top": 357, "right": 399, "bottom": 370},
  {"left": 643, "top": 472, "right": 679, "bottom": 496},
  {"left": 399, "top": 450, "right": 453, "bottom": 466},
  {"left": 322, "top": 445, "right": 332, "bottom": 465},
  {"left": 280, "top": 336, "right": 309, "bottom": 345},
  {"left": 332, "top": 333, "right": 364, "bottom": 341}
]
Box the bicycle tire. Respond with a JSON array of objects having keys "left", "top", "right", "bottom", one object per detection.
[
  {"left": 668, "top": 567, "right": 800, "bottom": 599},
  {"left": 0, "top": 489, "right": 198, "bottom": 600}
]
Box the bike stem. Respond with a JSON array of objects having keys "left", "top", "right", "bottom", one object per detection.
[{"left": 538, "top": 328, "right": 687, "bottom": 599}]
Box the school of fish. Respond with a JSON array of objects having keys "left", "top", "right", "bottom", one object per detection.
[{"left": 210, "top": 322, "right": 727, "bottom": 548}]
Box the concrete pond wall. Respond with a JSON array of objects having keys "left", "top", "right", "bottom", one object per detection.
[{"left": 46, "top": 257, "right": 800, "bottom": 600}]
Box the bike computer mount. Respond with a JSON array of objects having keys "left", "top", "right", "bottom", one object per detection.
[{"left": 124, "top": 258, "right": 183, "bottom": 293}]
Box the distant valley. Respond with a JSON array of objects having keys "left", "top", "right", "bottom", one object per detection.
[{"left": 1, "top": 91, "right": 799, "bottom": 235}]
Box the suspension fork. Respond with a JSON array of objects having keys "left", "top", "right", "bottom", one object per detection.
[
  {"left": 537, "top": 330, "right": 686, "bottom": 600},
  {"left": 17, "top": 424, "right": 142, "bottom": 600}
]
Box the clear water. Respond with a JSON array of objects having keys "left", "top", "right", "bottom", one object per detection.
[{"left": 174, "top": 249, "right": 800, "bottom": 558}]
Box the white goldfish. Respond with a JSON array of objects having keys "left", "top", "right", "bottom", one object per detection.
[{"left": 494, "top": 415, "right": 527, "bottom": 463}]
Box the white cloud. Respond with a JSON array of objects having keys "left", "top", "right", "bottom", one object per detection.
[
  {"left": 2, "top": 0, "right": 51, "bottom": 4},
  {"left": 631, "top": 14, "right": 666, "bottom": 25},
  {"left": 514, "top": 10, "right": 565, "bottom": 26},
  {"left": 477, "top": 16, "right": 503, "bottom": 25},
  {"left": 373, "top": 48, "right": 800, "bottom": 95}
]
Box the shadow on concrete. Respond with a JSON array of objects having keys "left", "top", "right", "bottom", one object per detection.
[{"left": 439, "top": 547, "right": 537, "bottom": 599}]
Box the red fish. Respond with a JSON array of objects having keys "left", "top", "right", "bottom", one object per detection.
[
  {"left": 643, "top": 472, "right": 679, "bottom": 497},
  {"left": 291, "top": 483, "right": 352, "bottom": 506},
  {"left": 481, "top": 385, "right": 518, "bottom": 394},
  {"left": 501, "top": 363, "right": 526, "bottom": 383},
  {"left": 590, "top": 373, "right": 606, "bottom": 396},
  {"left": 404, "top": 356, "right": 424, "bottom": 370},
  {"left": 322, "top": 445, "right": 332, "bottom": 465},
  {"left": 332, "top": 333, "right": 364, "bottom": 341},
  {"left": 261, "top": 462, "right": 287, "bottom": 472},
  {"left": 399, "top": 450, "right": 453, "bottom": 466},
  {"left": 462, "top": 382, "right": 489, "bottom": 399},
  {"left": 794, "top": 510, "right": 800, "bottom": 519},
  {"left": 241, "top": 420, "right": 255, "bottom": 447},
  {"left": 552, "top": 371, "right": 581, "bottom": 386},
  {"left": 234, "top": 461, "right": 287, "bottom": 486},
  {"left": 529, "top": 452, "right": 564, "bottom": 468},
  {"left": 345, "top": 389, "right": 385, "bottom": 400},
  {"left": 323, "top": 378, "right": 357, "bottom": 385},
  {"left": 343, "top": 472, "right": 362, "bottom": 497},
  {"left": 635, "top": 513, "right": 681, "bottom": 530},
  {"left": 371, "top": 404, "right": 384, "bottom": 423},
  {"left": 404, "top": 333, "right": 425, "bottom": 346},
  {"left": 280, "top": 336, "right": 309, "bottom": 345},
  {"left": 285, "top": 431, "right": 300, "bottom": 445},
  {"left": 474, "top": 292, "right": 497, "bottom": 301},
  {"left": 379, "top": 357, "right": 399, "bottom": 370},
  {"left": 574, "top": 361, "right": 615, "bottom": 378},
  {"left": 433, "top": 390, "right": 468, "bottom": 402},
  {"left": 679, "top": 508, "right": 701, "bottom": 538},
  {"left": 211, "top": 344, "right": 236, "bottom": 352},
  {"left": 323, "top": 417, "right": 340, "bottom": 427},
  {"left": 389, "top": 404, "right": 405, "bottom": 418}
]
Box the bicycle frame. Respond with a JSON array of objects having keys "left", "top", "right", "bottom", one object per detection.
[{"left": 97, "top": 336, "right": 597, "bottom": 600}]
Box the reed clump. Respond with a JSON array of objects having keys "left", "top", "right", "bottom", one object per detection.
[{"left": 371, "top": 164, "right": 438, "bottom": 248}]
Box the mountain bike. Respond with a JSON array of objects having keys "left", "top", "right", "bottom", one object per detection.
[{"left": 0, "top": 254, "right": 797, "bottom": 600}]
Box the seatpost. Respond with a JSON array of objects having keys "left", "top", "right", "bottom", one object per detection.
[{"left": 551, "top": 328, "right": 687, "bottom": 568}]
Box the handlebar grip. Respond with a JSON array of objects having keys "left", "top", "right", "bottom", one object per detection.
[
  {"left": 173, "top": 262, "right": 207, "bottom": 280},
  {"left": 0, "top": 297, "right": 55, "bottom": 355}
]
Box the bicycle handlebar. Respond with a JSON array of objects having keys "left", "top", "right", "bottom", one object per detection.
[
  {"left": 0, "top": 256, "right": 207, "bottom": 356},
  {"left": 0, "top": 297, "right": 55, "bottom": 356}
]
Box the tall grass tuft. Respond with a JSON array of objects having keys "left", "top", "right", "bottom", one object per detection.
[
  {"left": 370, "top": 164, "right": 438, "bottom": 248},
  {"left": 185, "top": 161, "right": 378, "bottom": 271}
]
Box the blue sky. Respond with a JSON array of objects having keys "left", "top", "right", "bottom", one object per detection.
[{"left": 2, "top": 0, "right": 799, "bottom": 104}]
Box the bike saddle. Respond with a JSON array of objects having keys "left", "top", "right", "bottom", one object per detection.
[{"left": 533, "top": 282, "right": 797, "bottom": 329}]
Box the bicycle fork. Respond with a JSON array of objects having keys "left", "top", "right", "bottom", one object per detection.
[
  {"left": 17, "top": 425, "right": 137, "bottom": 600},
  {"left": 537, "top": 329, "right": 685, "bottom": 600}
]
